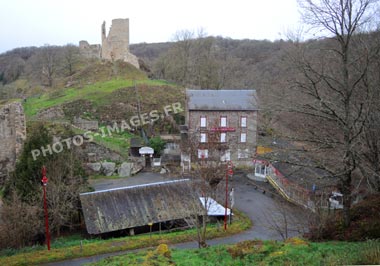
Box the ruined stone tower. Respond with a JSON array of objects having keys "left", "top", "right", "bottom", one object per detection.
[{"left": 79, "top": 18, "right": 139, "bottom": 68}]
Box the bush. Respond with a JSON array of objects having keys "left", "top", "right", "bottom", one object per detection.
[
  {"left": 227, "top": 240, "right": 263, "bottom": 258},
  {"left": 307, "top": 194, "right": 380, "bottom": 241},
  {"left": 155, "top": 244, "right": 171, "bottom": 258},
  {"left": 149, "top": 136, "right": 166, "bottom": 157}
]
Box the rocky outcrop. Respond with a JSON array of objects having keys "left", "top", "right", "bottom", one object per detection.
[{"left": 0, "top": 102, "right": 26, "bottom": 178}]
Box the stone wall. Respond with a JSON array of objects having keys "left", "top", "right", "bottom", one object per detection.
[
  {"left": 73, "top": 117, "right": 99, "bottom": 131},
  {"left": 79, "top": 40, "right": 101, "bottom": 59},
  {"left": 36, "top": 106, "right": 65, "bottom": 121},
  {"left": 0, "top": 102, "right": 26, "bottom": 177},
  {"left": 79, "top": 18, "right": 139, "bottom": 69},
  {"left": 188, "top": 110, "right": 258, "bottom": 165}
]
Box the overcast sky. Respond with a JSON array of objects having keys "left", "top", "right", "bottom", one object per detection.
[{"left": 0, "top": 0, "right": 302, "bottom": 54}]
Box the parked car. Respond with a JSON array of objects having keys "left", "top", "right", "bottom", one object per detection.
[{"left": 329, "top": 191, "right": 344, "bottom": 209}]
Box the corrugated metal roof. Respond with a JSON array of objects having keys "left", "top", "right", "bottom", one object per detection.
[
  {"left": 80, "top": 179, "right": 202, "bottom": 234},
  {"left": 199, "top": 197, "right": 232, "bottom": 216},
  {"left": 186, "top": 89, "right": 258, "bottom": 111}
]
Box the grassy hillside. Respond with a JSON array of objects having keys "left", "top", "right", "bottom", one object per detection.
[{"left": 23, "top": 79, "right": 173, "bottom": 118}]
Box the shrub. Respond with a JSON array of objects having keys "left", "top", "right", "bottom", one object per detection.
[
  {"left": 149, "top": 136, "right": 166, "bottom": 157},
  {"left": 155, "top": 244, "right": 171, "bottom": 258},
  {"left": 227, "top": 240, "right": 263, "bottom": 258}
]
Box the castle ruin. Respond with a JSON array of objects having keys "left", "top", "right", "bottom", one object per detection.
[
  {"left": 79, "top": 18, "right": 139, "bottom": 69},
  {"left": 0, "top": 102, "right": 26, "bottom": 178}
]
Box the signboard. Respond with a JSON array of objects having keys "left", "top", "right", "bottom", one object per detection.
[
  {"left": 139, "top": 146, "right": 154, "bottom": 155},
  {"left": 256, "top": 146, "right": 273, "bottom": 155},
  {"left": 210, "top": 127, "right": 236, "bottom": 132}
]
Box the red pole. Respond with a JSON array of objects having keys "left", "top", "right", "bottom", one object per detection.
[
  {"left": 42, "top": 166, "right": 50, "bottom": 250},
  {"left": 224, "top": 163, "right": 229, "bottom": 230},
  {"left": 224, "top": 162, "right": 233, "bottom": 230}
]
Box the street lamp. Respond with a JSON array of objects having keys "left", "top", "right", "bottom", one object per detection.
[
  {"left": 224, "top": 161, "right": 233, "bottom": 230},
  {"left": 41, "top": 166, "right": 51, "bottom": 251}
]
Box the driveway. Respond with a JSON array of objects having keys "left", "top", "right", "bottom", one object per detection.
[{"left": 43, "top": 171, "right": 307, "bottom": 265}]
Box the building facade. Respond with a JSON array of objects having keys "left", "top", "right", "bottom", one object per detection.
[{"left": 185, "top": 89, "right": 258, "bottom": 165}]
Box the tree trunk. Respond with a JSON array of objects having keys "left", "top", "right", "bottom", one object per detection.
[{"left": 341, "top": 173, "right": 352, "bottom": 227}]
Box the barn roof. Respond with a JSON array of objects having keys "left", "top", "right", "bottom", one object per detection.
[
  {"left": 186, "top": 89, "right": 258, "bottom": 111},
  {"left": 80, "top": 179, "right": 202, "bottom": 234}
]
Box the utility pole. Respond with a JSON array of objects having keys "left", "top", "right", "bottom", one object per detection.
[
  {"left": 41, "top": 166, "right": 50, "bottom": 250},
  {"left": 224, "top": 161, "right": 233, "bottom": 230}
]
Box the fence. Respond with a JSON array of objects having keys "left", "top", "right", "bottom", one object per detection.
[{"left": 254, "top": 160, "right": 330, "bottom": 211}]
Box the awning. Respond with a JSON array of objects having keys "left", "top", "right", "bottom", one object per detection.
[
  {"left": 139, "top": 146, "right": 154, "bottom": 155},
  {"left": 199, "top": 197, "right": 232, "bottom": 216}
]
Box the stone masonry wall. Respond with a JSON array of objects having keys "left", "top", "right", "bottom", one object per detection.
[
  {"left": 0, "top": 102, "right": 26, "bottom": 177},
  {"left": 188, "top": 110, "right": 258, "bottom": 165},
  {"left": 79, "top": 40, "right": 101, "bottom": 59},
  {"left": 101, "top": 19, "right": 139, "bottom": 68}
]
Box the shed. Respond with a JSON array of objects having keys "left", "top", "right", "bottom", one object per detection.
[
  {"left": 130, "top": 137, "right": 143, "bottom": 157},
  {"left": 80, "top": 179, "right": 202, "bottom": 234}
]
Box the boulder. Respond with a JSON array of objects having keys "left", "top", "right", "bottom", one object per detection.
[
  {"left": 118, "top": 162, "right": 133, "bottom": 177},
  {"left": 131, "top": 162, "right": 144, "bottom": 175},
  {"left": 160, "top": 167, "right": 167, "bottom": 174},
  {"left": 86, "top": 162, "right": 101, "bottom": 172},
  {"left": 101, "top": 162, "right": 116, "bottom": 176}
]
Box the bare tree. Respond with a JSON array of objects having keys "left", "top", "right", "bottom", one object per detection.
[
  {"left": 0, "top": 192, "right": 43, "bottom": 248},
  {"left": 45, "top": 149, "right": 87, "bottom": 236},
  {"left": 285, "top": 0, "right": 380, "bottom": 227},
  {"left": 359, "top": 51, "right": 380, "bottom": 192},
  {"left": 263, "top": 200, "right": 309, "bottom": 240},
  {"left": 154, "top": 30, "right": 227, "bottom": 89},
  {"left": 62, "top": 44, "right": 80, "bottom": 76},
  {"left": 181, "top": 124, "right": 228, "bottom": 247},
  {"left": 38, "top": 45, "right": 60, "bottom": 87}
]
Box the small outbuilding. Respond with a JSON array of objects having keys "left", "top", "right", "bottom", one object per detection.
[{"left": 80, "top": 179, "right": 202, "bottom": 234}]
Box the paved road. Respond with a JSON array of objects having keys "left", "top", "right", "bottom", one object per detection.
[{"left": 43, "top": 171, "right": 307, "bottom": 265}]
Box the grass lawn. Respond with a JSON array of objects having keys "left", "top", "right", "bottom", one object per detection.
[
  {"left": 0, "top": 210, "right": 251, "bottom": 266},
  {"left": 91, "top": 238, "right": 380, "bottom": 266}
]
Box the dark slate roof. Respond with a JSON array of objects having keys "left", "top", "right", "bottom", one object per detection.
[
  {"left": 130, "top": 137, "right": 143, "bottom": 148},
  {"left": 186, "top": 89, "right": 258, "bottom": 111},
  {"left": 80, "top": 179, "right": 202, "bottom": 234}
]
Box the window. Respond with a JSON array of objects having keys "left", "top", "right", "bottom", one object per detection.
[
  {"left": 238, "top": 148, "right": 250, "bottom": 159},
  {"left": 220, "top": 116, "right": 227, "bottom": 127},
  {"left": 220, "top": 132, "right": 226, "bottom": 143},
  {"left": 198, "top": 149, "right": 208, "bottom": 159},
  {"left": 241, "top": 116, "right": 247, "bottom": 128},
  {"left": 240, "top": 133, "right": 247, "bottom": 143},
  {"left": 220, "top": 150, "right": 231, "bottom": 161},
  {"left": 255, "top": 164, "right": 267, "bottom": 177},
  {"left": 200, "top": 116, "right": 207, "bottom": 128},
  {"left": 200, "top": 133, "right": 207, "bottom": 143}
]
